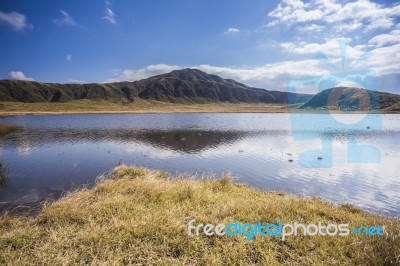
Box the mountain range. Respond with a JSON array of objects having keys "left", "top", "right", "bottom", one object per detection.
[
  {"left": 0, "top": 68, "right": 399, "bottom": 112},
  {"left": 0, "top": 69, "right": 311, "bottom": 105}
]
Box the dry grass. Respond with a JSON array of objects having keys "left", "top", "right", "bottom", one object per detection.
[
  {"left": 0, "top": 100, "right": 289, "bottom": 115},
  {"left": 0, "top": 165, "right": 399, "bottom": 265},
  {"left": 0, "top": 123, "right": 20, "bottom": 137},
  {"left": 0, "top": 100, "right": 390, "bottom": 116}
]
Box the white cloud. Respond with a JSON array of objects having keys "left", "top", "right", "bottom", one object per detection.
[
  {"left": 8, "top": 71, "right": 34, "bottom": 81},
  {"left": 105, "top": 64, "right": 182, "bottom": 82},
  {"left": 368, "top": 29, "right": 400, "bottom": 47},
  {"left": 335, "top": 22, "right": 363, "bottom": 33},
  {"left": 363, "top": 43, "right": 400, "bottom": 75},
  {"left": 279, "top": 38, "right": 400, "bottom": 76},
  {"left": 0, "top": 10, "right": 32, "bottom": 31},
  {"left": 53, "top": 10, "right": 78, "bottom": 26},
  {"left": 297, "top": 24, "right": 325, "bottom": 32},
  {"left": 280, "top": 38, "right": 362, "bottom": 60},
  {"left": 195, "top": 62, "right": 329, "bottom": 86},
  {"left": 224, "top": 27, "right": 240, "bottom": 34},
  {"left": 326, "top": 1, "right": 399, "bottom": 25},
  {"left": 268, "top": 0, "right": 400, "bottom": 33},
  {"left": 266, "top": 20, "right": 279, "bottom": 27},
  {"left": 104, "top": 8, "right": 116, "bottom": 24},
  {"left": 67, "top": 79, "right": 86, "bottom": 84},
  {"left": 365, "top": 17, "right": 395, "bottom": 31},
  {"left": 66, "top": 54, "right": 72, "bottom": 61},
  {"left": 103, "top": 1, "right": 116, "bottom": 24},
  {"left": 268, "top": 0, "right": 324, "bottom": 24}
]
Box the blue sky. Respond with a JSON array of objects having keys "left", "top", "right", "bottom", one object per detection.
[{"left": 0, "top": 0, "right": 399, "bottom": 93}]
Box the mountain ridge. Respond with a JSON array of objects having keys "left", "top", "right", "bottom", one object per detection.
[{"left": 0, "top": 69, "right": 311, "bottom": 104}]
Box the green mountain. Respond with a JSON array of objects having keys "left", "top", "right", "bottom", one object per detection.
[
  {"left": 300, "top": 87, "right": 400, "bottom": 112},
  {"left": 0, "top": 69, "right": 312, "bottom": 104}
]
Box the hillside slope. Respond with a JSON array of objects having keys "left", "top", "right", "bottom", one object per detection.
[
  {"left": 300, "top": 87, "right": 400, "bottom": 112},
  {"left": 0, "top": 69, "right": 311, "bottom": 104}
]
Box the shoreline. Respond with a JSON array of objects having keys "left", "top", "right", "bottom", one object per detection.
[
  {"left": 1, "top": 100, "right": 396, "bottom": 116},
  {"left": 0, "top": 110, "right": 290, "bottom": 116},
  {"left": 0, "top": 111, "right": 394, "bottom": 117},
  {"left": 0, "top": 166, "right": 396, "bottom": 219},
  {"left": 0, "top": 109, "right": 394, "bottom": 117}
]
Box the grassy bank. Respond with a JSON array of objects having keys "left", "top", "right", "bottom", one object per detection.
[
  {"left": 0, "top": 123, "right": 20, "bottom": 137},
  {"left": 0, "top": 166, "right": 399, "bottom": 265},
  {"left": 0, "top": 100, "right": 289, "bottom": 115},
  {"left": 0, "top": 100, "right": 392, "bottom": 116}
]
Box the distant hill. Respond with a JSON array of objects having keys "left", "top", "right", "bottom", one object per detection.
[
  {"left": 0, "top": 69, "right": 312, "bottom": 104},
  {"left": 300, "top": 87, "right": 400, "bottom": 112}
]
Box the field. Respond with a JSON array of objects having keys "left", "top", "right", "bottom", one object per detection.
[{"left": 0, "top": 100, "right": 290, "bottom": 115}]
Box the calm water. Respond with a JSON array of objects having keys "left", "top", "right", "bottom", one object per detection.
[{"left": 0, "top": 113, "right": 399, "bottom": 216}]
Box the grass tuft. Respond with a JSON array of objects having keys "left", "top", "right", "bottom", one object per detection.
[
  {"left": 0, "top": 123, "right": 20, "bottom": 137},
  {"left": 0, "top": 162, "right": 7, "bottom": 188},
  {"left": 0, "top": 166, "right": 399, "bottom": 265}
]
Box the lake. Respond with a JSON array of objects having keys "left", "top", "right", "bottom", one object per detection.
[{"left": 0, "top": 113, "right": 399, "bottom": 216}]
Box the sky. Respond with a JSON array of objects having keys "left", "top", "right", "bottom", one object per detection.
[{"left": 0, "top": 0, "right": 399, "bottom": 94}]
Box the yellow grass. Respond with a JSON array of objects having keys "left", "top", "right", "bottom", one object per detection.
[
  {"left": 0, "top": 99, "right": 388, "bottom": 116},
  {"left": 0, "top": 100, "right": 289, "bottom": 116},
  {"left": 0, "top": 166, "right": 399, "bottom": 265},
  {"left": 0, "top": 123, "right": 20, "bottom": 137}
]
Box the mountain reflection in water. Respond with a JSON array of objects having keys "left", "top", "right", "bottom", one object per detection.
[{"left": 0, "top": 113, "right": 399, "bottom": 217}]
